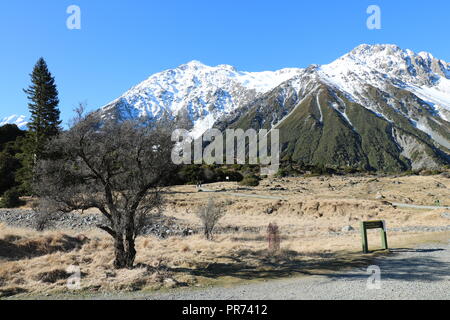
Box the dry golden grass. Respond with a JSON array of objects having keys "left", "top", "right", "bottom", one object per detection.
[
  {"left": 1, "top": 225, "right": 449, "bottom": 298},
  {"left": 0, "top": 174, "right": 449, "bottom": 298}
]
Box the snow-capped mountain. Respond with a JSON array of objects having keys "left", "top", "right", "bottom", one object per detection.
[
  {"left": 101, "top": 60, "right": 302, "bottom": 138},
  {"left": 315, "top": 44, "right": 450, "bottom": 151},
  {"left": 318, "top": 44, "right": 450, "bottom": 129},
  {"left": 99, "top": 44, "right": 450, "bottom": 171},
  {"left": 0, "top": 115, "right": 28, "bottom": 129}
]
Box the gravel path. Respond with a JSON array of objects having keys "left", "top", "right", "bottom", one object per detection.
[
  {"left": 145, "top": 240, "right": 450, "bottom": 300},
  {"left": 392, "top": 202, "right": 450, "bottom": 210},
  {"left": 200, "top": 187, "right": 450, "bottom": 210}
]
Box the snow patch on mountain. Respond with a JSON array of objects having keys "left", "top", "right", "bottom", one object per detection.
[
  {"left": 0, "top": 115, "right": 28, "bottom": 129},
  {"left": 409, "top": 80, "right": 450, "bottom": 121}
]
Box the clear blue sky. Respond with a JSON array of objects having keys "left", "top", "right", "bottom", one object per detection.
[{"left": 1, "top": 0, "right": 449, "bottom": 126}]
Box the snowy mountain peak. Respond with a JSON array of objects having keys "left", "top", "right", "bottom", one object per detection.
[
  {"left": 101, "top": 61, "right": 303, "bottom": 138},
  {"left": 178, "top": 60, "right": 207, "bottom": 70},
  {"left": 341, "top": 44, "right": 450, "bottom": 81},
  {"left": 318, "top": 44, "right": 450, "bottom": 123},
  {"left": 216, "top": 64, "right": 237, "bottom": 72},
  {"left": 0, "top": 115, "right": 28, "bottom": 129},
  {"left": 351, "top": 43, "right": 401, "bottom": 55},
  {"left": 99, "top": 44, "right": 450, "bottom": 147}
]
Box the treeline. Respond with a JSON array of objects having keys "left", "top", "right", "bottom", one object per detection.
[
  {"left": 275, "top": 161, "right": 450, "bottom": 177},
  {"left": 0, "top": 58, "right": 61, "bottom": 207}
]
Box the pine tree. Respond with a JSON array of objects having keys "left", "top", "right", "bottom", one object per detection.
[
  {"left": 23, "top": 57, "right": 61, "bottom": 158},
  {"left": 18, "top": 58, "right": 62, "bottom": 194}
]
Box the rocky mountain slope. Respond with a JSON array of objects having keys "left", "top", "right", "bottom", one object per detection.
[{"left": 100, "top": 44, "right": 450, "bottom": 171}]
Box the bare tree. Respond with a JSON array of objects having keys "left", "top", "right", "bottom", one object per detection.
[
  {"left": 34, "top": 108, "right": 176, "bottom": 268},
  {"left": 197, "top": 198, "right": 225, "bottom": 240}
]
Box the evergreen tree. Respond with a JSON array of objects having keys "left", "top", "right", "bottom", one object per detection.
[
  {"left": 0, "top": 125, "right": 25, "bottom": 196},
  {"left": 23, "top": 57, "right": 61, "bottom": 158},
  {"left": 18, "top": 58, "right": 62, "bottom": 194}
]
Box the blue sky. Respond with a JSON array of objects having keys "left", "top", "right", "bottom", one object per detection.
[{"left": 1, "top": 0, "right": 449, "bottom": 126}]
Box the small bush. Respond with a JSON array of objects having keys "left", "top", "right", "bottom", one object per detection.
[
  {"left": 0, "top": 189, "right": 23, "bottom": 208},
  {"left": 420, "top": 169, "right": 442, "bottom": 176},
  {"left": 222, "top": 170, "right": 243, "bottom": 182},
  {"left": 32, "top": 198, "right": 56, "bottom": 231},
  {"left": 239, "top": 174, "right": 260, "bottom": 187},
  {"left": 197, "top": 198, "right": 226, "bottom": 240},
  {"left": 267, "top": 223, "right": 280, "bottom": 253},
  {"left": 178, "top": 165, "right": 244, "bottom": 184}
]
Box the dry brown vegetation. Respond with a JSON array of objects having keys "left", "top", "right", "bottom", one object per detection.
[{"left": 0, "top": 173, "right": 449, "bottom": 298}]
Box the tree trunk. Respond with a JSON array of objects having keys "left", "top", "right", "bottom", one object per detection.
[
  {"left": 113, "top": 235, "right": 126, "bottom": 269},
  {"left": 113, "top": 234, "right": 136, "bottom": 269},
  {"left": 124, "top": 234, "right": 136, "bottom": 268}
]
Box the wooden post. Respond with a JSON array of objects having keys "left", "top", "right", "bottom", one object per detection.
[
  {"left": 380, "top": 221, "right": 388, "bottom": 251},
  {"left": 360, "top": 221, "right": 369, "bottom": 254}
]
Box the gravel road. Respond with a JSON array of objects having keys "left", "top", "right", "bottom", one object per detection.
[{"left": 145, "top": 240, "right": 450, "bottom": 300}]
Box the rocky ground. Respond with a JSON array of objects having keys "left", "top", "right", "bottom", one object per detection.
[
  {"left": 2, "top": 207, "right": 449, "bottom": 239},
  {"left": 0, "top": 209, "right": 264, "bottom": 238},
  {"left": 0, "top": 209, "right": 194, "bottom": 239}
]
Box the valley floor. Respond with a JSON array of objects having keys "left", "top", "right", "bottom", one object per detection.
[{"left": 1, "top": 173, "right": 449, "bottom": 299}]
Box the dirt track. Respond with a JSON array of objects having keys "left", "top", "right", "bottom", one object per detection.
[{"left": 200, "top": 186, "right": 450, "bottom": 210}]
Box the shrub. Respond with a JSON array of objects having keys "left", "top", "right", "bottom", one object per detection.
[
  {"left": 420, "top": 169, "right": 442, "bottom": 176},
  {"left": 178, "top": 165, "right": 203, "bottom": 185},
  {"left": 222, "top": 170, "right": 243, "bottom": 182},
  {"left": 0, "top": 150, "right": 21, "bottom": 195},
  {"left": 0, "top": 189, "right": 23, "bottom": 208},
  {"left": 266, "top": 223, "right": 280, "bottom": 253},
  {"left": 0, "top": 124, "right": 25, "bottom": 152},
  {"left": 197, "top": 198, "right": 226, "bottom": 240},
  {"left": 32, "top": 199, "right": 56, "bottom": 231},
  {"left": 239, "top": 174, "right": 260, "bottom": 187}
]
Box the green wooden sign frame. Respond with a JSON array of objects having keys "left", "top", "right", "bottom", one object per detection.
[{"left": 360, "top": 220, "right": 388, "bottom": 254}]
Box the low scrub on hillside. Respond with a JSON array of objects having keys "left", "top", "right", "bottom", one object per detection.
[
  {"left": 239, "top": 174, "right": 260, "bottom": 186},
  {"left": 0, "top": 189, "right": 24, "bottom": 208}
]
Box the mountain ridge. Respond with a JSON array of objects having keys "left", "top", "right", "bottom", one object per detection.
[{"left": 96, "top": 44, "right": 450, "bottom": 171}]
